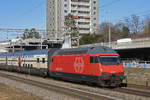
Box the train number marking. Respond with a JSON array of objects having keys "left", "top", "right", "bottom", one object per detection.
[
  {"left": 56, "top": 68, "right": 63, "bottom": 71},
  {"left": 74, "top": 57, "right": 85, "bottom": 73}
]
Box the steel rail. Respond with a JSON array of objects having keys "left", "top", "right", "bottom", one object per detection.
[
  {"left": 112, "top": 88, "right": 150, "bottom": 98},
  {"left": 0, "top": 72, "right": 119, "bottom": 100},
  {"left": 127, "top": 84, "right": 150, "bottom": 90},
  {"left": 0, "top": 71, "right": 149, "bottom": 99}
]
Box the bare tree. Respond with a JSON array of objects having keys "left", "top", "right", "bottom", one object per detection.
[
  {"left": 99, "top": 22, "right": 110, "bottom": 42},
  {"left": 124, "top": 17, "right": 131, "bottom": 29},
  {"left": 124, "top": 15, "right": 143, "bottom": 34},
  {"left": 131, "top": 15, "right": 140, "bottom": 33}
]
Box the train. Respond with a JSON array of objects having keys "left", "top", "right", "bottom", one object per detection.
[{"left": 0, "top": 46, "right": 125, "bottom": 87}]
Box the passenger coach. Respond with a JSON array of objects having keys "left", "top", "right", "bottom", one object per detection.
[{"left": 0, "top": 50, "right": 48, "bottom": 77}]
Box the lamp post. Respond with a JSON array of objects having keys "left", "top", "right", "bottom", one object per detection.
[
  {"left": 109, "top": 23, "right": 111, "bottom": 47},
  {"left": 105, "top": 11, "right": 111, "bottom": 47}
]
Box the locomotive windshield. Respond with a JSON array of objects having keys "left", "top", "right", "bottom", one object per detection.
[{"left": 99, "top": 55, "right": 121, "bottom": 65}]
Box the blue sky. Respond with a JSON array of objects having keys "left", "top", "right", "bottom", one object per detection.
[
  {"left": 0, "top": 0, "right": 150, "bottom": 38},
  {"left": 100, "top": 0, "right": 150, "bottom": 23},
  {"left": 0, "top": 0, "right": 46, "bottom": 29}
]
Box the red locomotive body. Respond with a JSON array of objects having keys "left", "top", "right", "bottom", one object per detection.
[{"left": 48, "top": 46, "right": 125, "bottom": 87}]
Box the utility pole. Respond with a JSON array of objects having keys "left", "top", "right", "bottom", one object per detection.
[
  {"left": 55, "top": 0, "right": 58, "bottom": 40},
  {"left": 105, "top": 11, "right": 112, "bottom": 47},
  {"left": 109, "top": 24, "right": 111, "bottom": 47}
]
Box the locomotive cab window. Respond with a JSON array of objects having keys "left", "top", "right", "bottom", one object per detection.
[
  {"left": 99, "top": 56, "right": 121, "bottom": 65},
  {"left": 90, "top": 56, "right": 99, "bottom": 63}
]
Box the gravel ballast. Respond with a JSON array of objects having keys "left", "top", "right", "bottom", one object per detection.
[
  {"left": 0, "top": 71, "right": 149, "bottom": 100},
  {"left": 0, "top": 74, "right": 81, "bottom": 100},
  {"left": 0, "top": 83, "right": 42, "bottom": 100}
]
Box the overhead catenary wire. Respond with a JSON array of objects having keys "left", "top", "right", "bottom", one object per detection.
[
  {"left": 99, "top": 0, "right": 121, "bottom": 8},
  {"left": 0, "top": 28, "right": 67, "bottom": 40},
  {"left": 101, "top": 9, "right": 150, "bottom": 24},
  {"left": 100, "top": 0, "right": 150, "bottom": 23},
  {"left": 117, "top": 10, "right": 150, "bottom": 23},
  {"left": 19, "top": 0, "right": 44, "bottom": 17},
  {"left": 11, "top": 0, "right": 45, "bottom": 22}
]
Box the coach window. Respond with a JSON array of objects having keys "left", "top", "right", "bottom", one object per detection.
[
  {"left": 28, "top": 64, "right": 30, "bottom": 68},
  {"left": 42, "top": 58, "right": 45, "bottom": 63},
  {"left": 37, "top": 58, "right": 40, "bottom": 63},
  {"left": 90, "top": 56, "right": 99, "bottom": 63}
]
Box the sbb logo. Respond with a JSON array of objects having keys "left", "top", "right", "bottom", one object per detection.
[{"left": 74, "top": 57, "right": 85, "bottom": 73}]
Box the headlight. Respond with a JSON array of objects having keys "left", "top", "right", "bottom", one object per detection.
[
  {"left": 102, "top": 72, "right": 107, "bottom": 76},
  {"left": 102, "top": 72, "right": 111, "bottom": 76},
  {"left": 118, "top": 72, "right": 124, "bottom": 75}
]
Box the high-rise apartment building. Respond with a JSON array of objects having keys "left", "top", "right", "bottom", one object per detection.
[{"left": 46, "top": 0, "right": 99, "bottom": 39}]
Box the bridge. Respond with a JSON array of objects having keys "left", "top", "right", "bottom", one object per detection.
[
  {"left": 80, "top": 38, "right": 150, "bottom": 61},
  {"left": 110, "top": 38, "right": 150, "bottom": 50}
]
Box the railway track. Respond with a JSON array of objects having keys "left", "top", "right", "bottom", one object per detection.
[
  {"left": 0, "top": 71, "right": 149, "bottom": 100},
  {"left": 0, "top": 72, "right": 119, "bottom": 100},
  {"left": 127, "top": 84, "right": 150, "bottom": 90},
  {"left": 111, "top": 87, "right": 150, "bottom": 98}
]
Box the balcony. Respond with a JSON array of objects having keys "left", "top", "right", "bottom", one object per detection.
[
  {"left": 77, "top": 7, "right": 90, "bottom": 11},
  {"left": 71, "top": 0, "right": 78, "bottom": 2},
  {"left": 79, "top": 30, "right": 90, "bottom": 34},
  {"left": 71, "top": 0, "right": 90, "bottom": 6},
  {"left": 72, "top": 15, "right": 78, "bottom": 19},
  {"left": 78, "top": 21, "right": 90, "bottom": 25},
  {"left": 77, "top": 18, "right": 90, "bottom": 22},
  {"left": 78, "top": 25, "right": 90, "bottom": 29}
]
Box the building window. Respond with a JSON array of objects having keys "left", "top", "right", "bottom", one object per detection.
[
  {"left": 64, "top": 4, "right": 67, "bottom": 7},
  {"left": 93, "top": 1, "right": 96, "bottom": 4},
  {"left": 42, "top": 58, "right": 45, "bottom": 63},
  {"left": 37, "top": 58, "right": 40, "bottom": 63},
  {"left": 71, "top": 4, "right": 76, "bottom": 7},
  {"left": 78, "top": 22, "right": 90, "bottom": 25},
  {"left": 64, "top": 10, "right": 67, "bottom": 13},
  {"left": 71, "top": 10, "right": 76, "bottom": 13}
]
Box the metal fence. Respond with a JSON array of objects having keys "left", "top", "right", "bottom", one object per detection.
[{"left": 123, "top": 61, "right": 150, "bottom": 68}]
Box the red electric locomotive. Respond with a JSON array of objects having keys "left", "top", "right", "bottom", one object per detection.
[{"left": 48, "top": 46, "right": 125, "bottom": 87}]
